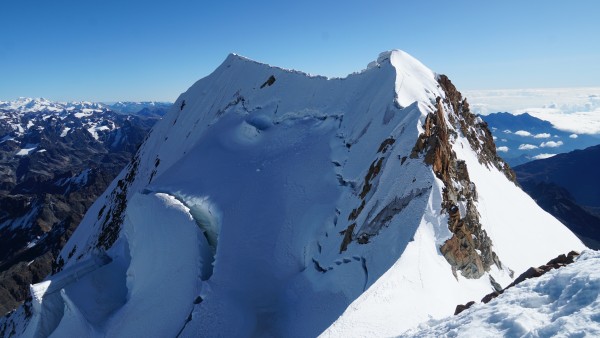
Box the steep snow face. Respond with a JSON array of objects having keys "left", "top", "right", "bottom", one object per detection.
[
  {"left": 322, "top": 93, "right": 587, "bottom": 336},
  {"left": 389, "top": 50, "right": 440, "bottom": 108},
  {"left": 4, "top": 50, "right": 585, "bottom": 337}
]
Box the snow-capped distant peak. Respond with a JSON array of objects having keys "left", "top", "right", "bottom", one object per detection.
[{"left": 0, "top": 98, "right": 109, "bottom": 114}]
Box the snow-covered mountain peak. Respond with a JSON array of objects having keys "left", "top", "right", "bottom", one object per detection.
[
  {"left": 224, "top": 52, "right": 248, "bottom": 63},
  {"left": 6, "top": 97, "right": 62, "bottom": 112},
  {"left": 389, "top": 50, "right": 441, "bottom": 107},
  {"left": 375, "top": 49, "right": 425, "bottom": 68},
  {"left": 364, "top": 49, "right": 442, "bottom": 109},
  {"left": 0, "top": 97, "right": 108, "bottom": 114},
  {"left": 2, "top": 51, "right": 586, "bottom": 338}
]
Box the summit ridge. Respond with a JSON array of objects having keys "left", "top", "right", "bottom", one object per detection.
[{"left": 1, "top": 50, "right": 585, "bottom": 337}]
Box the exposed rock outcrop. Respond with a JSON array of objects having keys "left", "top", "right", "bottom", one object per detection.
[
  {"left": 411, "top": 76, "right": 510, "bottom": 279},
  {"left": 339, "top": 138, "right": 393, "bottom": 251},
  {"left": 95, "top": 154, "right": 140, "bottom": 251},
  {"left": 454, "top": 251, "right": 580, "bottom": 315},
  {"left": 339, "top": 135, "right": 431, "bottom": 251},
  {"left": 437, "top": 75, "right": 517, "bottom": 183}
]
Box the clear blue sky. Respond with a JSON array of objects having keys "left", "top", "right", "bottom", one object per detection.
[{"left": 1, "top": 0, "right": 599, "bottom": 102}]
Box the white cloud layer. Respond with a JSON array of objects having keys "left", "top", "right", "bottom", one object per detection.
[
  {"left": 570, "top": 134, "right": 578, "bottom": 138},
  {"left": 522, "top": 109, "right": 600, "bottom": 135},
  {"left": 514, "top": 130, "right": 532, "bottom": 136},
  {"left": 519, "top": 144, "right": 538, "bottom": 150},
  {"left": 464, "top": 87, "right": 600, "bottom": 135},
  {"left": 540, "top": 141, "right": 563, "bottom": 148},
  {"left": 496, "top": 146, "right": 509, "bottom": 152},
  {"left": 533, "top": 133, "right": 551, "bottom": 138}
]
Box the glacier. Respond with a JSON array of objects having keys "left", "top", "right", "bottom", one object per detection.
[{"left": 0, "top": 50, "right": 586, "bottom": 337}]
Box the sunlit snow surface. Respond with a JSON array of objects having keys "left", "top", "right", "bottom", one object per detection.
[
  {"left": 9, "top": 51, "right": 586, "bottom": 338},
  {"left": 404, "top": 250, "right": 600, "bottom": 338},
  {"left": 321, "top": 97, "right": 585, "bottom": 337}
]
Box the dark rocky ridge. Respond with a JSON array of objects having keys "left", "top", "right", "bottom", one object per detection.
[
  {"left": 454, "top": 251, "right": 580, "bottom": 315},
  {"left": 411, "top": 75, "right": 516, "bottom": 279}
]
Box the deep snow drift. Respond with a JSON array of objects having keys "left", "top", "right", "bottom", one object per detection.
[
  {"left": 404, "top": 250, "right": 600, "bottom": 337},
  {"left": 1, "top": 50, "right": 586, "bottom": 337}
]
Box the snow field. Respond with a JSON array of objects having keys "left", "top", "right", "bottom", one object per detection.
[{"left": 404, "top": 250, "right": 600, "bottom": 337}]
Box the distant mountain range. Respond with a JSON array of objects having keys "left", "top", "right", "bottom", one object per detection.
[
  {"left": 480, "top": 112, "right": 600, "bottom": 166},
  {"left": 514, "top": 144, "right": 600, "bottom": 249},
  {"left": 0, "top": 98, "right": 171, "bottom": 117},
  {"left": 106, "top": 101, "right": 172, "bottom": 117},
  {"left": 0, "top": 98, "right": 106, "bottom": 114},
  {"left": 0, "top": 98, "right": 168, "bottom": 315}
]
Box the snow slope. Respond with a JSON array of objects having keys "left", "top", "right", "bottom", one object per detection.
[
  {"left": 20, "top": 192, "right": 208, "bottom": 338},
  {"left": 3, "top": 50, "right": 586, "bottom": 337},
  {"left": 321, "top": 117, "right": 586, "bottom": 337},
  {"left": 404, "top": 250, "right": 600, "bottom": 338}
]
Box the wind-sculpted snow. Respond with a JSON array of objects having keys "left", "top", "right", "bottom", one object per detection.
[
  {"left": 2, "top": 50, "right": 586, "bottom": 337},
  {"left": 404, "top": 250, "right": 600, "bottom": 337},
  {"left": 22, "top": 252, "right": 115, "bottom": 337},
  {"left": 104, "top": 193, "right": 207, "bottom": 337},
  {"left": 17, "top": 192, "right": 208, "bottom": 337}
]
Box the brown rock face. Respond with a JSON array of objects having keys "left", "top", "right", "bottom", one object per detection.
[
  {"left": 437, "top": 75, "right": 517, "bottom": 183},
  {"left": 411, "top": 75, "right": 512, "bottom": 279}
]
